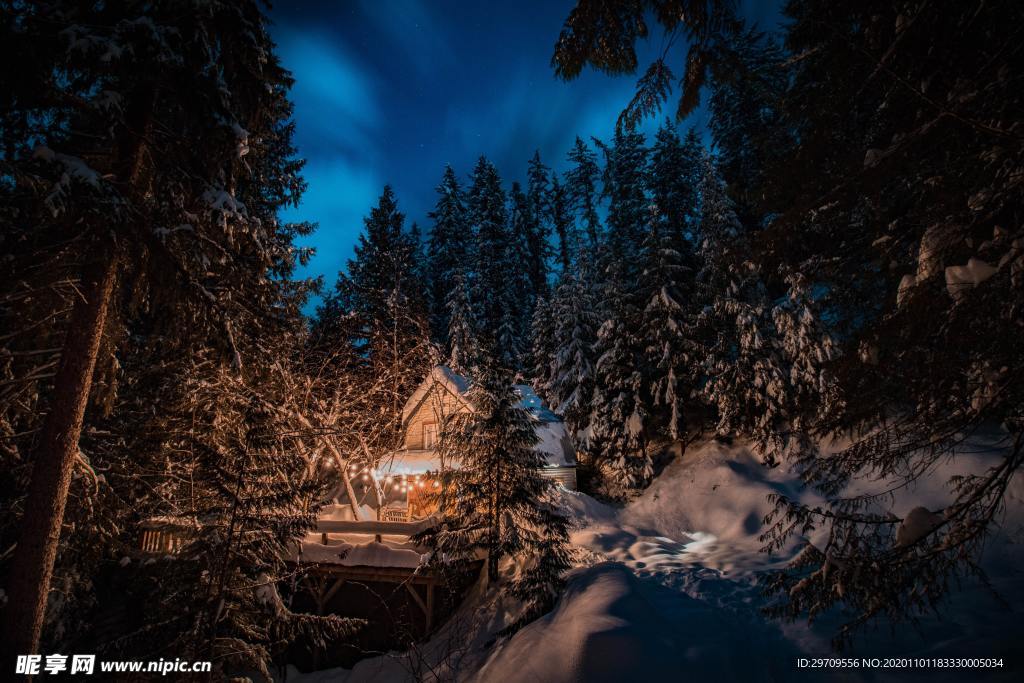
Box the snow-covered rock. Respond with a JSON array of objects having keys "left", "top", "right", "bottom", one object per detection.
[{"left": 945, "top": 257, "right": 998, "bottom": 298}]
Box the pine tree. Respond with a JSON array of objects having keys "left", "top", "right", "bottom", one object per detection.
[
  {"left": 446, "top": 271, "right": 480, "bottom": 375},
  {"left": 415, "top": 366, "right": 570, "bottom": 625},
  {"left": 426, "top": 165, "right": 471, "bottom": 344},
  {"left": 696, "top": 152, "right": 744, "bottom": 283},
  {"left": 603, "top": 128, "right": 648, "bottom": 270},
  {"left": 549, "top": 177, "right": 576, "bottom": 272},
  {"left": 588, "top": 128, "right": 651, "bottom": 488},
  {"left": 508, "top": 181, "right": 541, "bottom": 358},
  {"left": 0, "top": 0, "right": 318, "bottom": 658},
  {"left": 649, "top": 119, "right": 701, "bottom": 249},
  {"left": 469, "top": 157, "right": 521, "bottom": 370},
  {"left": 590, "top": 262, "right": 649, "bottom": 488},
  {"left": 525, "top": 151, "right": 553, "bottom": 300},
  {"left": 323, "top": 187, "right": 432, "bottom": 443},
  {"left": 638, "top": 227, "right": 697, "bottom": 442},
  {"left": 565, "top": 136, "right": 603, "bottom": 250},
  {"left": 546, "top": 259, "right": 601, "bottom": 448},
  {"left": 697, "top": 263, "right": 788, "bottom": 461}
]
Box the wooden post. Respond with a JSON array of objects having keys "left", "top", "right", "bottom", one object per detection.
[{"left": 425, "top": 581, "right": 435, "bottom": 632}]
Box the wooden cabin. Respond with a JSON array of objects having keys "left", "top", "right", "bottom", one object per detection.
[{"left": 394, "top": 365, "right": 577, "bottom": 492}]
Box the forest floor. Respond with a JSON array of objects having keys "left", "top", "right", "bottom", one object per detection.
[{"left": 283, "top": 435, "right": 1024, "bottom": 682}]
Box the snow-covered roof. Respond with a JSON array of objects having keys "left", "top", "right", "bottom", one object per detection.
[
  {"left": 400, "top": 365, "right": 473, "bottom": 424},
  {"left": 513, "top": 383, "right": 560, "bottom": 422},
  {"left": 296, "top": 533, "right": 425, "bottom": 568}
]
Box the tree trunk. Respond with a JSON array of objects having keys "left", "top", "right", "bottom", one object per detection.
[{"left": 1, "top": 246, "right": 118, "bottom": 664}]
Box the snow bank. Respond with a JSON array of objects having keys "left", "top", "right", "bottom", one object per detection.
[{"left": 473, "top": 562, "right": 771, "bottom": 683}]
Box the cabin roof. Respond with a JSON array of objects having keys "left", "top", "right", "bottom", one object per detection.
[{"left": 400, "top": 365, "right": 473, "bottom": 424}]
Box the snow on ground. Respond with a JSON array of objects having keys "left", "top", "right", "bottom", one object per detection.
[{"left": 283, "top": 433, "right": 1024, "bottom": 682}]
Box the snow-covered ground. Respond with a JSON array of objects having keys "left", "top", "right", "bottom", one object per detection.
[{"left": 282, "top": 435, "right": 1024, "bottom": 682}]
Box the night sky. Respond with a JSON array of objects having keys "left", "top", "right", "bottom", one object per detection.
[{"left": 270, "top": 1, "right": 783, "bottom": 308}]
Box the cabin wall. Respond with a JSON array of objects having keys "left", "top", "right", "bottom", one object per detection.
[
  {"left": 540, "top": 466, "right": 577, "bottom": 490},
  {"left": 403, "top": 384, "right": 467, "bottom": 450}
]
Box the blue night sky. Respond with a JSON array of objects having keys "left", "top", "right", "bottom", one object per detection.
[{"left": 269, "top": 1, "right": 783, "bottom": 309}]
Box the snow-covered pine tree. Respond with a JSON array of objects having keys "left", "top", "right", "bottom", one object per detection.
[
  {"left": 426, "top": 165, "right": 471, "bottom": 345},
  {"left": 323, "top": 187, "right": 433, "bottom": 452},
  {"left": 546, "top": 258, "right": 601, "bottom": 451},
  {"left": 588, "top": 129, "right": 651, "bottom": 488},
  {"left": 549, "top": 176, "right": 577, "bottom": 273},
  {"left": 602, "top": 129, "right": 648, "bottom": 269},
  {"left": 770, "top": 273, "right": 842, "bottom": 438},
  {"left": 446, "top": 271, "right": 480, "bottom": 375},
  {"left": 590, "top": 265, "right": 650, "bottom": 488},
  {"left": 0, "top": 0, "right": 322, "bottom": 658},
  {"left": 469, "top": 157, "right": 522, "bottom": 370},
  {"left": 565, "top": 136, "right": 603, "bottom": 250},
  {"left": 508, "top": 181, "right": 541, "bottom": 363},
  {"left": 638, "top": 225, "right": 697, "bottom": 442},
  {"left": 525, "top": 151, "right": 553, "bottom": 300},
  {"left": 123, "top": 355, "right": 361, "bottom": 679},
  {"left": 415, "top": 365, "right": 570, "bottom": 627},
  {"left": 693, "top": 155, "right": 790, "bottom": 460},
  {"left": 697, "top": 263, "right": 789, "bottom": 462},
  {"left": 695, "top": 152, "right": 744, "bottom": 279},
  {"left": 529, "top": 296, "right": 556, "bottom": 394},
  {"left": 648, "top": 119, "right": 700, "bottom": 250}
]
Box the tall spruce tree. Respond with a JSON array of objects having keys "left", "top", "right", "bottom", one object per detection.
[
  {"left": 0, "top": 0, "right": 319, "bottom": 658},
  {"left": 638, "top": 227, "right": 697, "bottom": 442},
  {"left": 525, "top": 151, "right": 553, "bottom": 300},
  {"left": 426, "top": 165, "right": 471, "bottom": 344},
  {"left": 446, "top": 271, "right": 480, "bottom": 375},
  {"left": 602, "top": 128, "right": 648, "bottom": 269},
  {"left": 589, "top": 129, "right": 651, "bottom": 488},
  {"left": 324, "top": 187, "right": 432, "bottom": 438},
  {"left": 509, "top": 181, "right": 540, "bottom": 359},
  {"left": 565, "top": 136, "right": 603, "bottom": 250},
  {"left": 549, "top": 176, "right": 576, "bottom": 272},
  {"left": 546, "top": 259, "right": 601, "bottom": 449},
  {"left": 415, "top": 366, "right": 570, "bottom": 624},
  {"left": 469, "top": 157, "right": 521, "bottom": 370},
  {"left": 590, "top": 262, "right": 649, "bottom": 488},
  {"left": 649, "top": 119, "right": 701, "bottom": 249}
]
